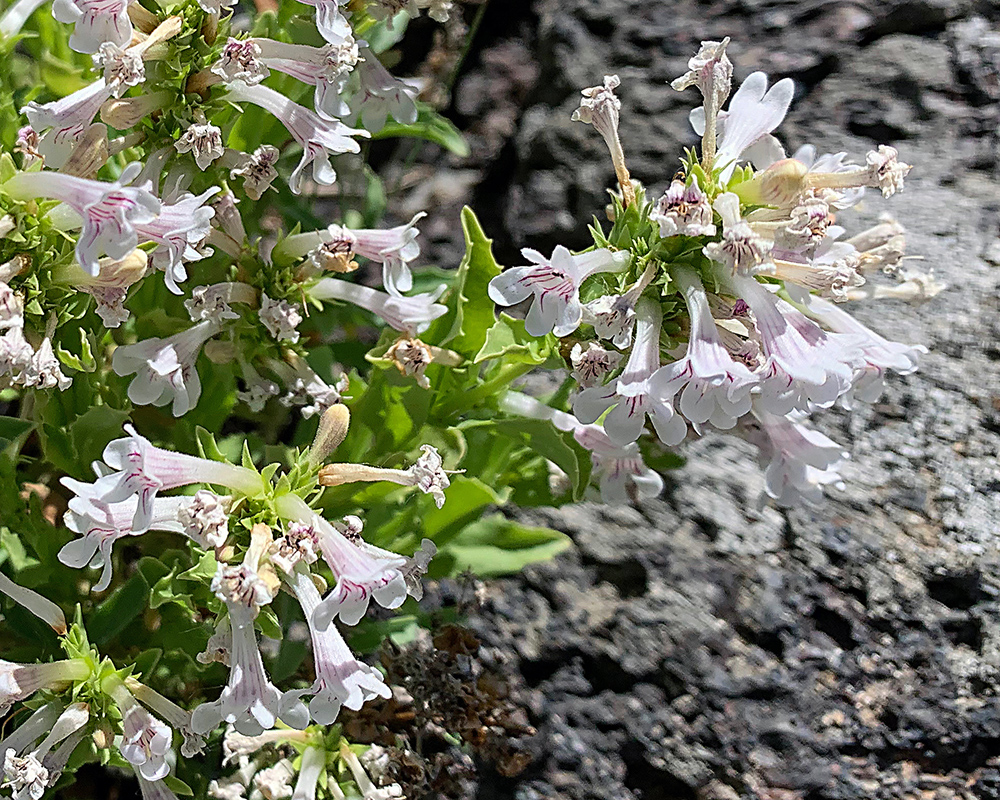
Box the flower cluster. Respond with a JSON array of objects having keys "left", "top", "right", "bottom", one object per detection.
[{"left": 490, "top": 41, "right": 939, "bottom": 507}]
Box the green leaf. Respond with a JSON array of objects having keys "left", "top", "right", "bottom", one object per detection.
[
  {"left": 195, "top": 426, "right": 230, "bottom": 463},
  {"left": 493, "top": 418, "right": 591, "bottom": 501},
  {"left": 433, "top": 207, "right": 502, "bottom": 357},
  {"left": 0, "top": 416, "right": 33, "bottom": 449},
  {"left": 89, "top": 571, "right": 150, "bottom": 645},
  {"left": 0, "top": 530, "right": 39, "bottom": 570},
  {"left": 442, "top": 515, "right": 571, "bottom": 577},
  {"left": 371, "top": 105, "right": 470, "bottom": 156},
  {"left": 474, "top": 314, "right": 554, "bottom": 366}
]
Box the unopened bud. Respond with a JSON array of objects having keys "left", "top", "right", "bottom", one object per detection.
[
  {"left": 59, "top": 123, "right": 109, "bottom": 178},
  {"left": 92, "top": 722, "right": 115, "bottom": 749},
  {"left": 101, "top": 91, "right": 170, "bottom": 129},
  {"left": 748, "top": 158, "right": 808, "bottom": 207},
  {"left": 309, "top": 403, "right": 350, "bottom": 465},
  {"left": 127, "top": 2, "right": 159, "bottom": 32}
]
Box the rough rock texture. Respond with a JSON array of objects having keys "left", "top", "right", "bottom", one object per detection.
[{"left": 399, "top": 1, "right": 1000, "bottom": 797}]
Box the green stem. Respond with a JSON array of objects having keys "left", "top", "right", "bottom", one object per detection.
[{"left": 437, "top": 361, "right": 534, "bottom": 418}]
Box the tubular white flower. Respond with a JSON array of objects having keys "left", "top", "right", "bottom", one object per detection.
[
  {"left": 865, "top": 145, "right": 910, "bottom": 197},
  {"left": 651, "top": 179, "right": 716, "bottom": 238},
  {"left": 237, "top": 361, "right": 280, "bottom": 413},
  {"left": 703, "top": 192, "right": 771, "bottom": 275},
  {"left": 318, "top": 445, "right": 452, "bottom": 508},
  {"left": 55, "top": 249, "right": 147, "bottom": 329},
  {"left": 279, "top": 214, "right": 425, "bottom": 295},
  {"left": 489, "top": 246, "right": 630, "bottom": 338},
  {"left": 574, "top": 298, "right": 685, "bottom": 446},
  {"left": 0, "top": 328, "right": 34, "bottom": 386},
  {"left": 746, "top": 406, "right": 848, "bottom": 507},
  {"left": 192, "top": 547, "right": 307, "bottom": 736},
  {"left": 310, "top": 278, "right": 446, "bottom": 334},
  {"left": 245, "top": 37, "right": 361, "bottom": 120},
  {"left": 275, "top": 495, "right": 407, "bottom": 630},
  {"left": 259, "top": 294, "right": 304, "bottom": 344},
  {"left": 225, "top": 81, "right": 368, "bottom": 194},
  {"left": 731, "top": 275, "right": 859, "bottom": 414},
  {"left": 0, "top": 573, "right": 69, "bottom": 634},
  {"left": 295, "top": 0, "right": 351, "bottom": 43},
  {"left": 229, "top": 145, "right": 280, "bottom": 200},
  {"left": 107, "top": 679, "right": 172, "bottom": 782},
  {"left": 126, "top": 679, "right": 206, "bottom": 758},
  {"left": 21, "top": 79, "right": 116, "bottom": 168},
  {"left": 272, "top": 359, "right": 348, "bottom": 419},
  {"left": 23, "top": 337, "right": 71, "bottom": 390},
  {"left": 51, "top": 0, "right": 131, "bottom": 54},
  {"left": 268, "top": 522, "right": 321, "bottom": 575},
  {"left": 111, "top": 319, "right": 221, "bottom": 416},
  {"left": 197, "top": 615, "right": 231, "bottom": 667},
  {"left": 282, "top": 566, "right": 391, "bottom": 725},
  {"left": 2, "top": 703, "right": 89, "bottom": 800},
  {"left": 185, "top": 282, "right": 255, "bottom": 323},
  {"left": 254, "top": 759, "right": 295, "bottom": 800},
  {"left": 0, "top": 660, "right": 89, "bottom": 716},
  {"left": 650, "top": 266, "right": 757, "bottom": 431},
  {"left": 340, "top": 742, "right": 404, "bottom": 800},
  {"left": 501, "top": 391, "right": 662, "bottom": 504},
  {"left": 570, "top": 342, "right": 621, "bottom": 389},
  {"left": 59, "top": 495, "right": 188, "bottom": 591},
  {"left": 801, "top": 294, "right": 925, "bottom": 407},
  {"left": 348, "top": 46, "right": 419, "bottom": 132},
  {"left": 766, "top": 245, "right": 864, "bottom": 302},
  {"left": 177, "top": 490, "right": 231, "bottom": 549},
  {"left": 60, "top": 424, "right": 265, "bottom": 534},
  {"left": 136, "top": 188, "right": 219, "bottom": 294},
  {"left": 690, "top": 70, "right": 794, "bottom": 181},
  {"left": 4, "top": 164, "right": 160, "bottom": 277},
  {"left": 671, "top": 40, "right": 732, "bottom": 163},
  {"left": 175, "top": 123, "right": 225, "bottom": 171},
  {"left": 213, "top": 39, "right": 267, "bottom": 84},
  {"left": 0, "top": 0, "right": 48, "bottom": 37}
]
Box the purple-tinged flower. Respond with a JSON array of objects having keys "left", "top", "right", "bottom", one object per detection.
[
  {"left": 185, "top": 282, "right": 255, "bottom": 324},
  {"left": 225, "top": 81, "right": 367, "bottom": 194},
  {"left": 731, "top": 274, "right": 859, "bottom": 414},
  {"left": 650, "top": 266, "right": 757, "bottom": 431},
  {"left": 192, "top": 531, "right": 308, "bottom": 737},
  {"left": 61, "top": 424, "right": 264, "bottom": 533},
  {"left": 272, "top": 358, "right": 348, "bottom": 418},
  {"left": 2, "top": 703, "right": 89, "bottom": 800},
  {"left": 54, "top": 249, "right": 147, "bottom": 328},
  {"left": 671, "top": 38, "right": 732, "bottom": 111},
  {"left": 489, "top": 245, "right": 630, "bottom": 338},
  {"left": 573, "top": 298, "right": 686, "bottom": 446},
  {"left": 801, "top": 294, "right": 925, "bottom": 407},
  {"left": 111, "top": 319, "right": 221, "bottom": 416},
  {"left": 94, "top": 42, "right": 144, "bottom": 95},
  {"left": 127, "top": 679, "right": 205, "bottom": 758},
  {"left": 242, "top": 37, "right": 361, "bottom": 120},
  {"left": 650, "top": 179, "right": 716, "bottom": 238},
  {"left": 177, "top": 490, "right": 231, "bottom": 549},
  {"left": 175, "top": 122, "right": 225, "bottom": 170},
  {"left": 4, "top": 164, "right": 160, "bottom": 276},
  {"left": 703, "top": 192, "right": 771, "bottom": 275},
  {"left": 59, "top": 495, "right": 188, "bottom": 590},
  {"left": 228, "top": 145, "right": 280, "bottom": 200},
  {"left": 570, "top": 341, "right": 621, "bottom": 388},
  {"left": 349, "top": 46, "right": 419, "bottom": 132},
  {"left": 51, "top": 0, "right": 131, "bottom": 54},
  {"left": 0, "top": 660, "right": 90, "bottom": 716},
  {"left": 212, "top": 39, "right": 268, "bottom": 85},
  {"left": 865, "top": 145, "right": 910, "bottom": 197},
  {"left": 500, "top": 391, "right": 662, "bottom": 504},
  {"left": 276, "top": 495, "right": 407, "bottom": 629},
  {"left": 259, "top": 293, "right": 303, "bottom": 343},
  {"left": 295, "top": 0, "right": 351, "bottom": 44},
  {"left": 107, "top": 678, "right": 172, "bottom": 781},
  {"left": 582, "top": 262, "right": 657, "bottom": 349},
  {"left": 21, "top": 79, "right": 116, "bottom": 168},
  {"left": 310, "top": 278, "right": 446, "bottom": 334},
  {"left": 766, "top": 242, "right": 864, "bottom": 302},
  {"left": 281, "top": 565, "right": 391, "bottom": 725},
  {"left": 280, "top": 214, "right": 425, "bottom": 294},
  {"left": 744, "top": 406, "right": 848, "bottom": 507},
  {"left": 690, "top": 70, "right": 794, "bottom": 181},
  {"left": 135, "top": 187, "right": 219, "bottom": 294}
]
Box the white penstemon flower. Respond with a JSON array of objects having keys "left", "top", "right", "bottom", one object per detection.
[
  {"left": 309, "top": 278, "right": 447, "bottom": 334},
  {"left": 225, "top": 81, "right": 369, "bottom": 195},
  {"left": 259, "top": 294, "right": 304, "bottom": 344},
  {"left": 488, "top": 245, "right": 630, "bottom": 337}
]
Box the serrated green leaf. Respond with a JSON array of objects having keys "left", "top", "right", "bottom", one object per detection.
[
  {"left": 432, "top": 207, "right": 502, "bottom": 357},
  {"left": 195, "top": 426, "right": 229, "bottom": 464},
  {"left": 474, "top": 313, "right": 553, "bottom": 365}
]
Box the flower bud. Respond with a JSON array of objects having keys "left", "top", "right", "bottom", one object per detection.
[{"left": 308, "top": 402, "right": 350, "bottom": 465}]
